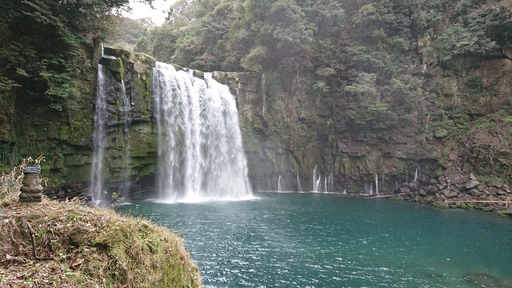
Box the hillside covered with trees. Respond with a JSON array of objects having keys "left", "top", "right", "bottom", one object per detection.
[{"left": 136, "top": 0, "right": 512, "bottom": 137}]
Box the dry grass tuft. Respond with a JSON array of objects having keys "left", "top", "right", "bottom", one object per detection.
[{"left": 0, "top": 199, "right": 202, "bottom": 287}]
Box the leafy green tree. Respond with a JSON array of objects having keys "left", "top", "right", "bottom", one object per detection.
[
  {"left": 261, "top": 0, "right": 316, "bottom": 50},
  {"left": 344, "top": 72, "right": 379, "bottom": 102},
  {"left": 107, "top": 17, "right": 152, "bottom": 50},
  {"left": 438, "top": 24, "right": 497, "bottom": 62}
]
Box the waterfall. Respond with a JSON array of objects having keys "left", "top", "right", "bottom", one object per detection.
[
  {"left": 296, "top": 172, "right": 303, "bottom": 192},
  {"left": 277, "top": 175, "right": 282, "bottom": 192},
  {"left": 90, "top": 64, "right": 108, "bottom": 204},
  {"left": 327, "top": 172, "right": 334, "bottom": 192},
  {"left": 364, "top": 181, "right": 373, "bottom": 195},
  {"left": 312, "top": 165, "right": 321, "bottom": 192},
  {"left": 153, "top": 62, "right": 252, "bottom": 202},
  {"left": 414, "top": 167, "right": 420, "bottom": 182},
  {"left": 375, "top": 173, "right": 379, "bottom": 195},
  {"left": 119, "top": 81, "right": 132, "bottom": 200}
]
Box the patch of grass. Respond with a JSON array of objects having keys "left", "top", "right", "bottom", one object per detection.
[
  {"left": 0, "top": 200, "right": 202, "bottom": 287},
  {"left": 475, "top": 120, "right": 496, "bottom": 131},
  {"left": 476, "top": 175, "right": 504, "bottom": 184}
]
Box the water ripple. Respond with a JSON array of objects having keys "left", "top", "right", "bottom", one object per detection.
[{"left": 120, "top": 192, "right": 512, "bottom": 287}]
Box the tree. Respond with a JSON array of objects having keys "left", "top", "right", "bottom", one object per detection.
[{"left": 344, "top": 72, "right": 379, "bottom": 102}]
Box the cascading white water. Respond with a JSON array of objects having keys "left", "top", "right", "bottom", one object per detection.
[
  {"left": 312, "top": 165, "right": 321, "bottom": 192},
  {"left": 414, "top": 167, "right": 420, "bottom": 182},
  {"left": 297, "top": 172, "right": 303, "bottom": 192},
  {"left": 153, "top": 62, "right": 252, "bottom": 202},
  {"left": 375, "top": 173, "right": 379, "bottom": 195},
  {"left": 364, "top": 181, "right": 373, "bottom": 195},
  {"left": 327, "top": 172, "right": 334, "bottom": 192},
  {"left": 278, "top": 175, "right": 282, "bottom": 192},
  {"left": 90, "top": 64, "right": 108, "bottom": 204}
]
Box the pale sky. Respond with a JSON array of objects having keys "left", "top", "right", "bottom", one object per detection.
[{"left": 123, "top": 0, "right": 176, "bottom": 25}]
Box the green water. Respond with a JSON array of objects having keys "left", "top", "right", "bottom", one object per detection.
[{"left": 119, "top": 192, "right": 512, "bottom": 287}]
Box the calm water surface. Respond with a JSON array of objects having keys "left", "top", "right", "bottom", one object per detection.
[{"left": 119, "top": 192, "right": 512, "bottom": 287}]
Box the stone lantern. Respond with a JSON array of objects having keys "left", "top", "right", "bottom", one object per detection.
[{"left": 19, "top": 165, "right": 43, "bottom": 203}]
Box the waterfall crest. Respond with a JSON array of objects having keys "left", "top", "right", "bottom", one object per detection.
[{"left": 153, "top": 62, "right": 253, "bottom": 202}]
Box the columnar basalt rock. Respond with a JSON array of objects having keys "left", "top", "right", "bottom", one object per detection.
[{"left": 19, "top": 165, "right": 44, "bottom": 203}]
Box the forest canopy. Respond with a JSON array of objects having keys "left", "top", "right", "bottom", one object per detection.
[{"left": 130, "top": 0, "right": 512, "bottom": 134}]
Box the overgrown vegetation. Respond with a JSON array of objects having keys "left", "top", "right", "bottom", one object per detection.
[{"left": 0, "top": 200, "right": 202, "bottom": 287}]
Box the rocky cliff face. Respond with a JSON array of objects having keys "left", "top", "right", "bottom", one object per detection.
[
  {"left": 210, "top": 69, "right": 432, "bottom": 193},
  {"left": 2, "top": 45, "right": 511, "bottom": 213},
  {"left": 408, "top": 53, "right": 512, "bottom": 214},
  {"left": 91, "top": 48, "right": 158, "bottom": 197},
  {"left": 219, "top": 51, "right": 512, "bottom": 214},
  {"left": 0, "top": 46, "right": 159, "bottom": 198}
]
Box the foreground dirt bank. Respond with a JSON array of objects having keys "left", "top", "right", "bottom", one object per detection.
[{"left": 0, "top": 200, "right": 202, "bottom": 287}]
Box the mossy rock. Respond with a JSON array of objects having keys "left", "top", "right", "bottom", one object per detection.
[
  {"left": 460, "top": 203, "right": 473, "bottom": 209},
  {"left": 390, "top": 195, "right": 404, "bottom": 201},
  {"left": 137, "top": 163, "right": 158, "bottom": 177},
  {"left": 100, "top": 57, "right": 124, "bottom": 82},
  {"left": 66, "top": 165, "right": 92, "bottom": 182},
  {"left": 104, "top": 47, "right": 131, "bottom": 62},
  {"left": 436, "top": 202, "right": 450, "bottom": 209},
  {"left": 131, "top": 52, "right": 156, "bottom": 71},
  {"left": 172, "top": 64, "right": 184, "bottom": 71},
  {"left": 193, "top": 70, "right": 205, "bottom": 79}
]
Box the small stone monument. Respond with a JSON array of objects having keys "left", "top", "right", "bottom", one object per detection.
[{"left": 19, "top": 165, "right": 43, "bottom": 203}]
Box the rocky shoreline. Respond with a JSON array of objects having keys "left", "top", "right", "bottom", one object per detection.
[
  {"left": 392, "top": 173, "right": 512, "bottom": 216},
  {"left": 43, "top": 172, "right": 512, "bottom": 217}
]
